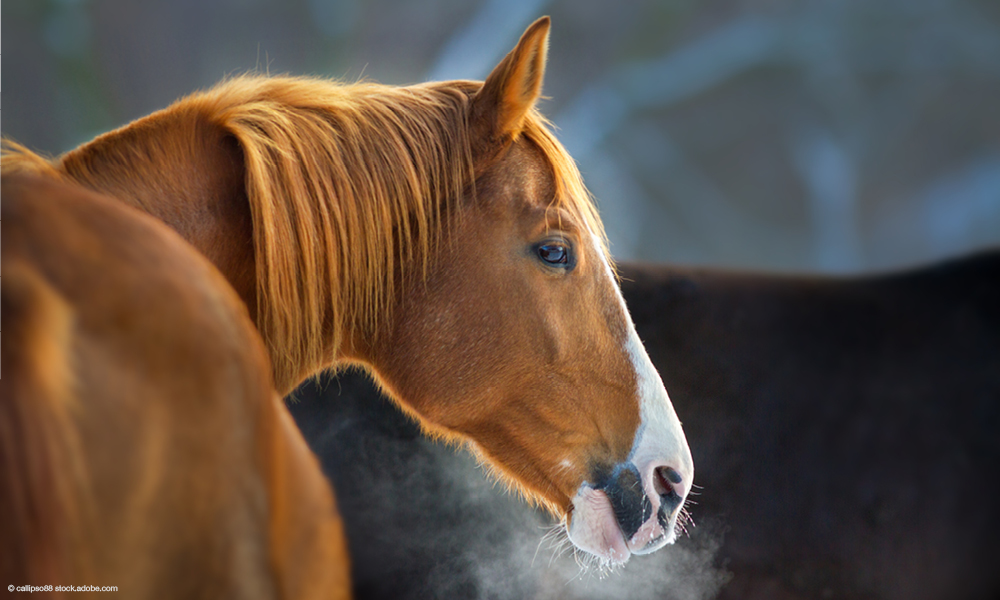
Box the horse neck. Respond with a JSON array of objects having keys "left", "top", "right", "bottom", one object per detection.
[
  {"left": 65, "top": 110, "right": 257, "bottom": 301},
  {"left": 56, "top": 107, "right": 334, "bottom": 393},
  {"left": 55, "top": 80, "right": 471, "bottom": 395}
]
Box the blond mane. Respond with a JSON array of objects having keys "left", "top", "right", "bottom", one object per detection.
[
  {"left": 2, "top": 75, "right": 607, "bottom": 388},
  {"left": 192, "top": 76, "right": 477, "bottom": 386}
]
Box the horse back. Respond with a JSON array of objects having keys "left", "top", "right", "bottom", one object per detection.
[
  {"left": 620, "top": 256, "right": 1000, "bottom": 600},
  {"left": 0, "top": 175, "right": 349, "bottom": 599}
]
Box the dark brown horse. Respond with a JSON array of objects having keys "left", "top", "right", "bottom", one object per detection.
[
  {"left": 624, "top": 254, "right": 1000, "bottom": 600},
  {"left": 289, "top": 251, "right": 1000, "bottom": 600}
]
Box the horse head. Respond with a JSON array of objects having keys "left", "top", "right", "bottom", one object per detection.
[{"left": 359, "top": 18, "right": 694, "bottom": 566}]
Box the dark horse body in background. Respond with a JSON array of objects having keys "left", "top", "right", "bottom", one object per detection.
[{"left": 290, "top": 250, "right": 1000, "bottom": 600}]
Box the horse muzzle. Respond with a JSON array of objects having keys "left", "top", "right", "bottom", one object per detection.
[{"left": 567, "top": 458, "right": 691, "bottom": 564}]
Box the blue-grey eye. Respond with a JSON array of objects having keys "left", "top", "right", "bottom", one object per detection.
[{"left": 537, "top": 243, "right": 569, "bottom": 266}]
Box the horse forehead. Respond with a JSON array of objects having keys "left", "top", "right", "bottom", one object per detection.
[{"left": 477, "top": 140, "right": 556, "bottom": 210}]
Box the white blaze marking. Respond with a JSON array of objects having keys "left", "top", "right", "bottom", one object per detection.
[
  {"left": 590, "top": 234, "right": 692, "bottom": 495},
  {"left": 566, "top": 235, "right": 694, "bottom": 561}
]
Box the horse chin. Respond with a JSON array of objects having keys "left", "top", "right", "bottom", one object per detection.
[
  {"left": 628, "top": 521, "right": 676, "bottom": 555},
  {"left": 567, "top": 485, "right": 678, "bottom": 565},
  {"left": 566, "top": 487, "right": 632, "bottom": 566}
]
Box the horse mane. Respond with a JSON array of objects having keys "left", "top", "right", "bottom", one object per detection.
[
  {"left": 192, "top": 76, "right": 481, "bottom": 386},
  {"left": 1, "top": 141, "right": 66, "bottom": 179},
  {"left": 2, "top": 74, "right": 608, "bottom": 388}
]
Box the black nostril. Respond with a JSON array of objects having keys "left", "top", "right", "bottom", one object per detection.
[
  {"left": 654, "top": 467, "right": 683, "bottom": 517},
  {"left": 657, "top": 466, "right": 683, "bottom": 486}
]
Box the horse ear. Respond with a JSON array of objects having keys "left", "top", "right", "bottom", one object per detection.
[{"left": 470, "top": 16, "right": 550, "bottom": 149}]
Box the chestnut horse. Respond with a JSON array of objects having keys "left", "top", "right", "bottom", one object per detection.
[
  {"left": 1, "top": 175, "right": 348, "bottom": 599},
  {"left": 2, "top": 16, "right": 693, "bottom": 587}
]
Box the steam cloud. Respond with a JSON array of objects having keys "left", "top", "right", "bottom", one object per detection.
[{"left": 289, "top": 369, "right": 729, "bottom": 600}]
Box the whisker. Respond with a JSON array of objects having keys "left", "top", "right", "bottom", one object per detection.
[
  {"left": 553, "top": 536, "right": 575, "bottom": 566},
  {"left": 534, "top": 521, "right": 571, "bottom": 569}
]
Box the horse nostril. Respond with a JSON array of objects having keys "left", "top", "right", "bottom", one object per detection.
[
  {"left": 654, "top": 467, "right": 684, "bottom": 515},
  {"left": 654, "top": 466, "right": 683, "bottom": 498},
  {"left": 659, "top": 466, "right": 683, "bottom": 485}
]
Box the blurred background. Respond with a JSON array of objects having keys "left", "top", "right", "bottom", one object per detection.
[
  {"left": 5, "top": 5, "right": 999, "bottom": 598},
  {"left": 4, "top": 0, "right": 999, "bottom": 273}
]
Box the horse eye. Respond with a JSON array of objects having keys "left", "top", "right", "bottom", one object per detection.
[{"left": 537, "top": 243, "right": 569, "bottom": 266}]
